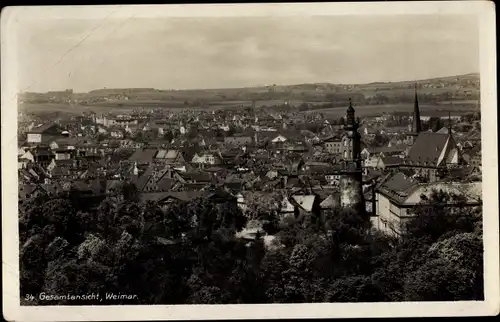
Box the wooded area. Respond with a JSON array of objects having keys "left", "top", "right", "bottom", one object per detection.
[{"left": 19, "top": 184, "right": 483, "bottom": 304}]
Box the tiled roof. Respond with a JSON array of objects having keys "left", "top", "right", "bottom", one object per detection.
[
  {"left": 291, "top": 195, "right": 317, "bottom": 212},
  {"left": 379, "top": 172, "right": 416, "bottom": 194},
  {"left": 128, "top": 148, "right": 157, "bottom": 163},
  {"left": 155, "top": 149, "right": 168, "bottom": 159},
  {"left": 179, "top": 171, "right": 212, "bottom": 183},
  {"left": 364, "top": 145, "right": 405, "bottom": 154},
  {"left": 29, "top": 123, "right": 58, "bottom": 134},
  {"left": 319, "top": 194, "right": 339, "bottom": 209},
  {"left": 407, "top": 132, "right": 449, "bottom": 166},
  {"left": 165, "top": 149, "right": 180, "bottom": 160},
  {"left": 19, "top": 184, "right": 39, "bottom": 199},
  {"left": 382, "top": 156, "right": 403, "bottom": 166},
  {"left": 403, "top": 181, "right": 482, "bottom": 205},
  {"left": 158, "top": 191, "right": 205, "bottom": 202},
  {"left": 157, "top": 177, "right": 175, "bottom": 191}
]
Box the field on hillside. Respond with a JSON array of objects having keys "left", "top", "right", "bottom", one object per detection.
[
  {"left": 306, "top": 102, "right": 480, "bottom": 118},
  {"left": 20, "top": 99, "right": 480, "bottom": 118}
]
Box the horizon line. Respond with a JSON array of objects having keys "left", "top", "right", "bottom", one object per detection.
[{"left": 20, "top": 71, "right": 480, "bottom": 94}]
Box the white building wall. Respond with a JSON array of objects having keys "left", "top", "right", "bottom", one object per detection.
[{"left": 27, "top": 133, "right": 42, "bottom": 143}]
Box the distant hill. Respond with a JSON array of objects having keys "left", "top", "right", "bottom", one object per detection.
[{"left": 19, "top": 73, "right": 480, "bottom": 112}]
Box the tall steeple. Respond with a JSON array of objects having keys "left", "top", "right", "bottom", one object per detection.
[
  {"left": 407, "top": 83, "right": 422, "bottom": 146},
  {"left": 412, "top": 83, "right": 422, "bottom": 133},
  {"left": 339, "top": 98, "right": 365, "bottom": 216},
  {"left": 343, "top": 98, "right": 361, "bottom": 162},
  {"left": 448, "top": 111, "right": 452, "bottom": 135}
]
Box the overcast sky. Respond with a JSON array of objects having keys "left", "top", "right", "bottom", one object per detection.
[{"left": 16, "top": 15, "right": 479, "bottom": 92}]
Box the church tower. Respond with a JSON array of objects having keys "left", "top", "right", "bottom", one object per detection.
[
  {"left": 407, "top": 83, "right": 422, "bottom": 146},
  {"left": 339, "top": 99, "right": 365, "bottom": 215}
]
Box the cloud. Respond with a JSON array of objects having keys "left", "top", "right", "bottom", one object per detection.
[{"left": 16, "top": 15, "right": 479, "bottom": 92}]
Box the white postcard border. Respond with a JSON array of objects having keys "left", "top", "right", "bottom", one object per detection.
[{"left": 2, "top": 1, "right": 498, "bottom": 321}]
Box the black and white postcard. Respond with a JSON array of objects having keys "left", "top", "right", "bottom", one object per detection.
[{"left": 1, "top": 2, "right": 498, "bottom": 321}]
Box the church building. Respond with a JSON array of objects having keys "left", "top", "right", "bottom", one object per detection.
[{"left": 402, "top": 84, "right": 461, "bottom": 182}]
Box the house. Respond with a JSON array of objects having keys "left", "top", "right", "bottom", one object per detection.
[
  {"left": 155, "top": 149, "right": 185, "bottom": 165},
  {"left": 373, "top": 173, "right": 482, "bottom": 237},
  {"left": 279, "top": 194, "right": 320, "bottom": 218},
  {"left": 154, "top": 191, "right": 208, "bottom": 207},
  {"left": 97, "top": 116, "right": 138, "bottom": 127},
  {"left": 32, "top": 148, "right": 55, "bottom": 167},
  {"left": 191, "top": 152, "right": 222, "bottom": 166},
  {"left": 462, "top": 147, "right": 481, "bottom": 169},
  {"left": 323, "top": 135, "right": 343, "bottom": 154},
  {"left": 49, "top": 137, "right": 79, "bottom": 150},
  {"left": 109, "top": 128, "right": 125, "bottom": 139},
  {"left": 53, "top": 148, "right": 73, "bottom": 161},
  {"left": 360, "top": 145, "right": 406, "bottom": 160},
  {"left": 271, "top": 134, "right": 288, "bottom": 143},
  {"left": 224, "top": 136, "right": 253, "bottom": 147},
  {"left": 128, "top": 148, "right": 158, "bottom": 165},
  {"left": 18, "top": 150, "right": 35, "bottom": 169},
  {"left": 372, "top": 156, "right": 403, "bottom": 170},
  {"left": 319, "top": 194, "right": 340, "bottom": 210},
  {"left": 26, "top": 123, "right": 63, "bottom": 144},
  {"left": 179, "top": 171, "right": 212, "bottom": 184},
  {"left": 325, "top": 173, "right": 342, "bottom": 186}
]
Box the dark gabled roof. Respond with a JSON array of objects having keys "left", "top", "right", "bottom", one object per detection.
[
  {"left": 362, "top": 168, "right": 383, "bottom": 182},
  {"left": 224, "top": 136, "right": 253, "bottom": 143},
  {"left": 364, "top": 145, "right": 405, "bottom": 154},
  {"left": 407, "top": 132, "right": 450, "bottom": 166},
  {"left": 106, "top": 180, "right": 122, "bottom": 192},
  {"left": 52, "top": 137, "right": 81, "bottom": 146},
  {"left": 158, "top": 191, "right": 205, "bottom": 202},
  {"left": 71, "top": 180, "right": 93, "bottom": 192},
  {"left": 157, "top": 177, "right": 175, "bottom": 192},
  {"left": 90, "top": 179, "right": 107, "bottom": 194},
  {"left": 19, "top": 184, "right": 40, "bottom": 199},
  {"left": 28, "top": 123, "right": 58, "bottom": 134},
  {"left": 140, "top": 192, "right": 172, "bottom": 202},
  {"left": 128, "top": 148, "right": 157, "bottom": 163},
  {"left": 322, "top": 135, "right": 343, "bottom": 143},
  {"left": 134, "top": 167, "right": 154, "bottom": 191},
  {"left": 179, "top": 171, "right": 212, "bottom": 183},
  {"left": 381, "top": 156, "right": 403, "bottom": 166},
  {"left": 378, "top": 172, "right": 416, "bottom": 195},
  {"left": 54, "top": 160, "right": 74, "bottom": 167},
  {"left": 35, "top": 149, "right": 54, "bottom": 156},
  {"left": 205, "top": 188, "right": 237, "bottom": 201}
]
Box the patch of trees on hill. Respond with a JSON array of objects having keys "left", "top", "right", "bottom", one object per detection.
[{"left": 19, "top": 185, "right": 483, "bottom": 305}]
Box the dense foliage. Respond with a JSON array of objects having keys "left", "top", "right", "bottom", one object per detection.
[{"left": 19, "top": 187, "right": 483, "bottom": 305}]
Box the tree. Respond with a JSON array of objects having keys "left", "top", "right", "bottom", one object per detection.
[
  {"left": 403, "top": 190, "right": 480, "bottom": 243},
  {"left": 372, "top": 133, "right": 390, "bottom": 147},
  {"left": 122, "top": 182, "right": 140, "bottom": 202},
  {"left": 325, "top": 275, "right": 385, "bottom": 302},
  {"left": 163, "top": 131, "right": 174, "bottom": 143},
  {"left": 403, "top": 258, "right": 477, "bottom": 301},
  {"left": 428, "top": 117, "right": 442, "bottom": 132}
]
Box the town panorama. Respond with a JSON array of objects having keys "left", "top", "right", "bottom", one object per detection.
[{"left": 18, "top": 74, "right": 483, "bottom": 304}]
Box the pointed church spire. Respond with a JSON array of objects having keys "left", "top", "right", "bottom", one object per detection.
[
  {"left": 346, "top": 97, "right": 355, "bottom": 126},
  {"left": 412, "top": 83, "right": 422, "bottom": 133},
  {"left": 448, "top": 111, "right": 452, "bottom": 135}
]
